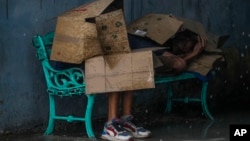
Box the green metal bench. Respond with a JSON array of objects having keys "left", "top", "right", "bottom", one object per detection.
[
  {"left": 155, "top": 72, "right": 214, "bottom": 120},
  {"left": 32, "top": 31, "right": 214, "bottom": 138},
  {"left": 32, "top": 32, "right": 96, "bottom": 138}
]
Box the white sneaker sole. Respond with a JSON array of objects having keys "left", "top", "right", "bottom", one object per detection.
[{"left": 101, "top": 134, "right": 133, "bottom": 141}]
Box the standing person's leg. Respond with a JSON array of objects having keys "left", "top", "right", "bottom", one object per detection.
[
  {"left": 101, "top": 92, "right": 132, "bottom": 141},
  {"left": 121, "top": 91, "right": 152, "bottom": 139},
  {"left": 122, "top": 91, "right": 133, "bottom": 116},
  {"left": 108, "top": 92, "right": 119, "bottom": 121}
]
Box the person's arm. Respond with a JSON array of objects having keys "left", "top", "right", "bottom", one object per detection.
[{"left": 182, "top": 35, "right": 206, "bottom": 62}]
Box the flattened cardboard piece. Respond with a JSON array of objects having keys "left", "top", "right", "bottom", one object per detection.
[
  {"left": 187, "top": 54, "right": 223, "bottom": 75},
  {"left": 96, "top": 9, "right": 131, "bottom": 54},
  {"left": 50, "top": 0, "right": 113, "bottom": 64},
  {"left": 206, "top": 32, "right": 230, "bottom": 53},
  {"left": 127, "top": 14, "right": 183, "bottom": 45},
  {"left": 85, "top": 50, "right": 155, "bottom": 94}
]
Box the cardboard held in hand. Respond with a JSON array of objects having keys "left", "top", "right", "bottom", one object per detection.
[
  {"left": 85, "top": 50, "right": 156, "bottom": 94},
  {"left": 50, "top": 0, "right": 113, "bottom": 64}
]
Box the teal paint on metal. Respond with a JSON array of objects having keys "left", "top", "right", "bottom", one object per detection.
[
  {"left": 32, "top": 32, "right": 96, "bottom": 138},
  {"left": 155, "top": 72, "right": 214, "bottom": 120}
]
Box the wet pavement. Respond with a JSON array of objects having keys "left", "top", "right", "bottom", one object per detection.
[{"left": 1, "top": 110, "right": 249, "bottom": 141}]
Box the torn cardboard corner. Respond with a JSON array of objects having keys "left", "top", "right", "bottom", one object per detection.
[
  {"left": 127, "top": 14, "right": 183, "bottom": 45},
  {"left": 96, "top": 9, "right": 131, "bottom": 55},
  {"left": 187, "top": 54, "right": 223, "bottom": 76},
  {"left": 206, "top": 32, "right": 230, "bottom": 53},
  {"left": 50, "top": 0, "right": 114, "bottom": 64},
  {"left": 85, "top": 50, "right": 156, "bottom": 94}
]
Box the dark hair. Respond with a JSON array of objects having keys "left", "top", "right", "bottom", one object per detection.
[
  {"left": 173, "top": 29, "right": 198, "bottom": 43},
  {"left": 165, "top": 29, "right": 198, "bottom": 54}
]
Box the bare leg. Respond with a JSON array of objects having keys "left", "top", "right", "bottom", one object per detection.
[
  {"left": 102, "top": 92, "right": 133, "bottom": 141},
  {"left": 108, "top": 92, "right": 119, "bottom": 121},
  {"left": 121, "top": 91, "right": 152, "bottom": 138},
  {"left": 122, "top": 91, "right": 133, "bottom": 116}
]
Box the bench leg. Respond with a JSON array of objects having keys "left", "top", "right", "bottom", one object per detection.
[
  {"left": 44, "top": 95, "right": 55, "bottom": 135},
  {"left": 85, "top": 95, "right": 96, "bottom": 138},
  {"left": 201, "top": 81, "right": 214, "bottom": 120},
  {"left": 165, "top": 84, "right": 173, "bottom": 113}
]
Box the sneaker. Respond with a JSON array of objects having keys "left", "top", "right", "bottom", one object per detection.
[
  {"left": 101, "top": 118, "right": 133, "bottom": 141},
  {"left": 121, "top": 115, "right": 152, "bottom": 138}
]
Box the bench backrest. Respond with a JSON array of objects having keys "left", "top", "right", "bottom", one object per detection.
[{"left": 32, "top": 32, "right": 85, "bottom": 96}]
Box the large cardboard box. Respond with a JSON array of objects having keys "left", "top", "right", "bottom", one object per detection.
[
  {"left": 85, "top": 50, "right": 156, "bottom": 94},
  {"left": 50, "top": 0, "right": 113, "bottom": 64},
  {"left": 127, "top": 14, "right": 183, "bottom": 45}
]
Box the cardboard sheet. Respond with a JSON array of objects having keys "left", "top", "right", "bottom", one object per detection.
[
  {"left": 85, "top": 50, "right": 155, "bottom": 94},
  {"left": 127, "top": 14, "right": 183, "bottom": 45}
]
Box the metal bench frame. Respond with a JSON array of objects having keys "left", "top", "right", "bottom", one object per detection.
[
  {"left": 32, "top": 32, "right": 214, "bottom": 138},
  {"left": 32, "top": 32, "right": 96, "bottom": 138},
  {"left": 155, "top": 72, "right": 214, "bottom": 120}
]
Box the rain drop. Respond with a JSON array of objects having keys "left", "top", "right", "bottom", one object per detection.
[
  {"left": 241, "top": 53, "right": 244, "bottom": 57},
  {"left": 245, "top": 45, "right": 248, "bottom": 49},
  {"left": 242, "top": 32, "right": 245, "bottom": 36},
  {"left": 240, "top": 75, "right": 243, "bottom": 79},
  {"left": 23, "top": 33, "right": 26, "bottom": 36}
]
